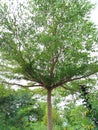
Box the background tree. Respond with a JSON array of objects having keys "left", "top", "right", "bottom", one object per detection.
[
  {"left": 0, "top": 0, "right": 98, "bottom": 130},
  {"left": 80, "top": 85, "right": 98, "bottom": 129},
  {"left": 0, "top": 84, "right": 46, "bottom": 130}
]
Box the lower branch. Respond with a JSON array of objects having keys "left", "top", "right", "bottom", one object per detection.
[{"left": 2, "top": 81, "right": 42, "bottom": 88}]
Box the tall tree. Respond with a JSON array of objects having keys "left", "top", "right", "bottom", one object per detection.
[{"left": 0, "top": 0, "right": 98, "bottom": 130}]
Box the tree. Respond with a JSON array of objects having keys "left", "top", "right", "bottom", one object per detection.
[
  {"left": 61, "top": 84, "right": 98, "bottom": 130},
  {"left": 0, "top": 0, "right": 98, "bottom": 130},
  {"left": 0, "top": 84, "right": 45, "bottom": 130},
  {"left": 80, "top": 85, "right": 98, "bottom": 129},
  {"left": 42, "top": 107, "right": 63, "bottom": 127}
]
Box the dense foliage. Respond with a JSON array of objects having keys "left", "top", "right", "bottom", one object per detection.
[
  {"left": 0, "top": 0, "right": 98, "bottom": 88},
  {"left": 0, "top": 84, "right": 98, "bottom": 130},
  {"left": 0, "top": 85, "right": 45, "bottom": 130},
  {"left": 0, "top": 0, "right": 98, "bottom": 130}
]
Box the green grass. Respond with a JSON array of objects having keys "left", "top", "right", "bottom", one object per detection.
[
  {"left": 0, "top": 122, "right": 64, "bottom": 130},
  {"left": 31, "top": 123, "right": 64, "bottom": 130}
]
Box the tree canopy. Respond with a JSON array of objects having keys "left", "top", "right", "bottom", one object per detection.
[
  {"left": 0, "top": 0, "right": 98, "bottom": 89},
  {"left": 0, "top": 0, "right": 98, "bottom": 130}
]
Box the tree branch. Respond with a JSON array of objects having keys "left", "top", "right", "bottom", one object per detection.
[
  {"left": 2, "top": 81, "right": 42, "bottom": 88},
  {"left": 52, "top": 72, "right": 96, "bottom": 89},
  {"left": 50, "top": 55, "right": 58, "bottom": 78},
  {"left": 50, "top": 48, "right": 62, "bottom": 78},
  {"left": 62, "top": 86, "right": 76, "bottom": 92}
]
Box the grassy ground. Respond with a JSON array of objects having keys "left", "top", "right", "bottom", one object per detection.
[{"left": 31, "top": 123, "right": 64, "bottom": 130}]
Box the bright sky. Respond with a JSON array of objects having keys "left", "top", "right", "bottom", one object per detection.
[{"left": 90, "top": 0, "right": 98, "bottom": 26}]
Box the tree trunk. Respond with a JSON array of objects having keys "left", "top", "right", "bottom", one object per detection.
[{"left": 47, "top": 89, "right": 52, "bottom": 130}]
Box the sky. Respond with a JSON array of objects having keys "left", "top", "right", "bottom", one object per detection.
[{"left": 90, "top": 0, "right": 98, "bottom": 26}]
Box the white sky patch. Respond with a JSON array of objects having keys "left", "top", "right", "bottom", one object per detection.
[{"left": 90, "top": 0, "right": 98, "bottom": 26}]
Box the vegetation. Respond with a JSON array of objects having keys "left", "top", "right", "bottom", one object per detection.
[
  {"left": 0, "top": 0, "right": 98, "bottom": 130},
  {"left": 0, "top": 84, "right": 98, "bottom": 130}
]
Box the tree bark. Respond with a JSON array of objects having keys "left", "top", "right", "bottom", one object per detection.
[{"left": 47, "top": 89, "right": 52, "bottom": 130}]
